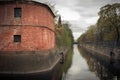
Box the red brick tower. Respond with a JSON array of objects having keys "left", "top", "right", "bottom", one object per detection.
[{"left": 0, "top": 0, "right": 55, "bottom": 51}]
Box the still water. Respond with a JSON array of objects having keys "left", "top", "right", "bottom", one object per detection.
[
  {"left": 60, "top": 45, "right": 120, "bottom": 80},
  {"left": 0, "top": 44, "right": 120, "bottom": 80},
  {"left": 61, "top": 45, "right": 99, "bottom": 80}
]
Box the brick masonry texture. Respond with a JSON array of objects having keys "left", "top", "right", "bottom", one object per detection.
[{"left": 0, "top": 1, "right": 55, "bottom": 51}]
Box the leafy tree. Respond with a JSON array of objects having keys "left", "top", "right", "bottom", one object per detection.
[
  {"left": 98, "top": 3, "right": 120, "bottom": 46},
  {"left": 78, "top": 3, "right": 120, "bottom": 48},
  {"left": 55, "top": 22, "right": 73, "bottom": 48}
]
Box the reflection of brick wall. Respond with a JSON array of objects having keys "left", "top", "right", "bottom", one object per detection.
[{"left": 0, "top": 1, "right": 55, "bottom": 51}]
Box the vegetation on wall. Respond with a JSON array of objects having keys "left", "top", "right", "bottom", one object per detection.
[
  {"left": 48, "top": 3, "right": 74, "bottom": 48},
  {"left": 55, "top": 22, "right": 74, "bottom": 48},
  {"left": 78, "top": 3, "right": 120, "bottom": 48}
]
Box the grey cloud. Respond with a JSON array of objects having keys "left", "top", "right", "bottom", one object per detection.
[
  {"left": 54, "top": 0, "right": 120, "bottom": 40},
  {"left": 34, "top": 0, "right": 120, "bottom": 39},
  {"left": 76, "top": 0, "right": 120, "bottom": 6}
]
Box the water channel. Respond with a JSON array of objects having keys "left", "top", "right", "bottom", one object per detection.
[
  {"left": 0, "top": 44, "right": 120, "bottom": 80},
  {"left": 59, "top": 44, "right": 120, "bottom": 80},
  {"left": 61, "top": 45, "right": 99, "bottom": 80}
]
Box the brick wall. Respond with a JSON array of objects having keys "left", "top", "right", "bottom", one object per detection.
[{"left": 0, "top": 2, "right": 55, "bottom": 51}]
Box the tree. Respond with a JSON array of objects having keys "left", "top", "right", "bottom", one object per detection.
[
  {"left": 78, "top": 3, "right": 120, "bottom": 48},
  {"left": 98, "top": 3, "right": 120, "bottom": 46}
]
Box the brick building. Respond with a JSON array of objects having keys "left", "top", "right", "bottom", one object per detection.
[{"left": 0, "top": 0, "right": 55, "bottom": 51}]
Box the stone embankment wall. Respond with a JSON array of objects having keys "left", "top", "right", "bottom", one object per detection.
[
  {"left": 0, "top": 47, "right": 68, "bottom": 74},
  {"left": 79, "top": 44, "right": 120, "bottom": 60}
]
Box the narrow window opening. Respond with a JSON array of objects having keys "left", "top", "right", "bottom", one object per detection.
[
  {"left": 14, "top": 8, "right": 21, "bottom": 18},
  {"left": 14, "top": 35, "right": 21, "bottom": 42}
]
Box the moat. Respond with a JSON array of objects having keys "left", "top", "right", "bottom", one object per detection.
[{"left": 1, "top": 45, "right": 120, "bottom": 80}]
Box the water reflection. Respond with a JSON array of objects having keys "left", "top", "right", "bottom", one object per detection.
[
  {"left": 0, "top": 45, "right": 120, "bottom": 80},
  {"left": 51, "top": 48, "right": 73, "bottom": 80},
  {"left": 78, "top": 46, "right": 120, "bottom": 80},
  {"left": 0, "top": 48, "right": 73, "bottom": 80},
  {"left": 61, "top": 45, "right": 99, "bottom": 80}
]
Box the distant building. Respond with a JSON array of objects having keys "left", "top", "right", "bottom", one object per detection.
[{"left": 0, "top": 0, "right": 55, "bottom": 51}]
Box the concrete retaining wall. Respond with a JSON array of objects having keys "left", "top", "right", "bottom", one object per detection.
[
  {"left": 79, "top": 44, "right": 120, "bottom": 60},
  {"left": 0, "top": 48, "right": 68, "bottom": 74}
]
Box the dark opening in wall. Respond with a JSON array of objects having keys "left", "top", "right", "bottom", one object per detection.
[
  {"left": 14, "top": 8, "right": 21, "bottom": 18},
  {"left": 14, "top": 35, "right": 21, "bottom": 42}
]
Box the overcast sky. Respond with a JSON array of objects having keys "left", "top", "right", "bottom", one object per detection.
[{"left": 35, "top": 0, "right": 120, "bottom": 40}]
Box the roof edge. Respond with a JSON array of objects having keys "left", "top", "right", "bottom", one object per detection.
[{"left": 0, "top": 0, "right": 56, "bottom": 17}]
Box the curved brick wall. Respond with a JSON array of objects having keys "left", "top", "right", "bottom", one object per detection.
[{"left": 0, "top": 1, "right": 55, "bottom": 51}]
